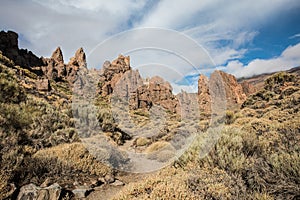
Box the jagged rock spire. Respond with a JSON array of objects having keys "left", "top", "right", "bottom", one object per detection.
[
  {"left": 69, "top": 47, "right": 87, "bottom": 68},
  {"left": 51, "top": 47, "right": 64, "bottom": 63}
]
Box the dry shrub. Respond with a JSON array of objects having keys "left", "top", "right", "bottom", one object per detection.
[
  {"left": 33, "top": 142, "right": 112, "bottom": 177},
  {"left": 135, "top": 137, "right": 150, "bottom": 146},
  {"left": 113, "top": 168, "right": 196, "bottom": 200},
  {"left": 145, "top": 141, "right": 176, "bottom": 162},
  {"left": 187, "top": 167, "right": 246, "bottom": 200},
  {"left": 0, "top": 63, "right": 26, "bottom": 104},
  {"left": 145, "top": 141, "right": 172, "bottom": 153}
]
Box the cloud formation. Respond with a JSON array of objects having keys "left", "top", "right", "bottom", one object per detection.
[
  {"left": 1, "top": 0, "right": 300, "bottom": 92},
  {"left": 225, "top": 43, "right": 300, "bottom": 77}
]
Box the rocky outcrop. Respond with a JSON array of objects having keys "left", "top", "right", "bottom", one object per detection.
[
  {"left": 198, "top": 71, "right": 254, "bottom": 112},
  {"left": 215, "top": 70, "right": 247, "bottom": 105},
  {"left": 98, "top": 55, "right": 131, "bottom": 96},
  {"left": 99, "top": 55, "right": 179, "bottom": 113},
  {"left": 240, "top": 80, "right": 256, "bottom": 96},
  {"left": 198, "top": 74, "right": 211, "bottom": 114},
  {"left": 129, "top": 76, "right": 179, "bottom": 113},
  {"left": 36, "top": 79, "right": 51, "bottom": 91},
  {"left": 51, "top": 47, "right": 64, "bottom": 64},
  {"left": 0, "top": 30, "right": 44, "bottom": 69},
  {"left": 17, "top": 183, "right": 61, "bottom": 200},
  {"left": 41, "top": 47, "right": 87, "bottom": 84},
  {"left": 113, "top": 69, "right": 144, "bottom": 100},
  {"left": 68, "top": 47, "right": 87, "bottom": 68}
]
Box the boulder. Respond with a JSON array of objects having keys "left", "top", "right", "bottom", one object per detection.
[{"left": 17, "top": 183, "right": 61, "bottom": 200}]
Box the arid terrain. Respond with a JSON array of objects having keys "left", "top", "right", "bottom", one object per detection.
[{"left": 0, "top": 30, "right": 299, "bottom": 200}]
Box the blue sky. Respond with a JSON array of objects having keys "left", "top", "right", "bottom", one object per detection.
[{"left": 1, "top": 0, "right": 300, "bottom": 92}]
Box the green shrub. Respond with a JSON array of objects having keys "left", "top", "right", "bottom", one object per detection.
[{"left": 0, "top": 64, "right": 26, "bottom": 103}]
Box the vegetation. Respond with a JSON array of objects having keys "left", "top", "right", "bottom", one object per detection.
[
  {"left": 0, "top": 48, "right": 299, "bottom": 199},
  {"left": 0, "top": 53, "right": 103, "bottom": 199},
  {"left": 113, "top": 72, "right": 300, "bottom": 199}
]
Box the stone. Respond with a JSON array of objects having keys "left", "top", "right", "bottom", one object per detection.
[
  {"left": 197, "top": 71, "right": 253, "bottom": 115},
  {"left": 17, "top": 183, "right": 61, "bottom": 200},
  {"left": 41, "top": 47, "right": 87, "bottom": 85},
  {"left": 129, "top": 76, "right": 179, "bottom": 113},
  {"left": 240, "top": 80, "right": 257, "bottom": 95},
  {"left": 104, "top": 174, "right": 115, "bottom": 184},
  {"left": 51, "top": 47, "right": 64, "bottom": 64},
  {"left": 36, "top": 79, "right": 51, "bottom": 91},
  {"left": 198, "top": 74, "right": 211, "bottom": 115},
  {"left": 72, "top": 186, "right": 92, "bottom": 199},
  {"left": 98, "top": 55, "right": 131, "bottom": 96},
  {"left": 0, "top": 30, "right": 44, "bottom": 69},
  {"left": 110, "top": 179, "right": 125, "bottom": 186}
]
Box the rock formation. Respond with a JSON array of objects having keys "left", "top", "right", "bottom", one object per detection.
[
  {"left": 198, "top": 74, "right": 211, "bottom": 114},
  {"left": 198, "top": 70, "right": 255, "bottom": 112},
  {"left": 129, "top": 76, "right": 179, "bottom": 113},
  {"left": 17, "top": 183, "right": 61, "bottom": 200},
  {"left": 41, "top": 47, "right": 87, "bottom": 84},
  {"left": 240, "top": 80, "right": 256, "bottom": 96},
  {"left": 98, "top": 55, "right": 131, "bottom": 96},
  {"left": 99, "top": 55, "right": 179, "bottom": 113},
  {"left": 36, "top": 79, "right": 51, "bottom": 91},
  {"left": 0, "top": 30, "right": 43, "bottom": 69}
]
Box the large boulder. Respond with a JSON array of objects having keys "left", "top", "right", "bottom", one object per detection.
[{"left": 17, "top": 183, "right": 61, "bottom": 200}]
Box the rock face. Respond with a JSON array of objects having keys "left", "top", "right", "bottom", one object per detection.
[
  {"left": 129, "top": 76, "right": 179, "bottom": 113},
  {"left": 0, "top": 30, "right": 86, "bottom": 89},
  {"left": 0, "top": 30, "right": 43, "bottom": 69},
  {"left": 98, "top": 55, "right": 131, "bottom": 96},
  {"left": 240, "top": 80, "right": 256, "bottom": 96},
  {"left": 198, "top": 74, "right": 211, "bottom": 114},
  {"left": 36, "top": 79, "right": 51, "bottom": 91},
  {"left": 198, "top": 70, "right": 254, "bottom": 112},
  {"left": 113, "top": 69, "right": 144, "bottom": 99},
  {"left": 215, "top": 70, "right": 247, "bottom": 105},
  {"left": 98, "top": 55, "right": 179, "bottom": 113},
  {"left": 42, "top": 47, "right": 87, "bottom": 84}
]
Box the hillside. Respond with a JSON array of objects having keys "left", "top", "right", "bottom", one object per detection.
[{"left": 0, "top": 30, "right": 299, "bottom": 200}]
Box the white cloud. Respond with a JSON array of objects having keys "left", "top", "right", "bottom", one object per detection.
[
  {"left": 289, "top": 33, "right": 300, "bottom": 39},
  {"left": 225, "top": 43, "right": 300, "bottom": 78},
  {"left": 0, "top": 0, "right": 148, "bottom": 60},
  {"left": 1, "top": 0, "right": 300, "bottom": 93},
  {"left": 136, "top": 0, "right": 298, "bottom": 66}
]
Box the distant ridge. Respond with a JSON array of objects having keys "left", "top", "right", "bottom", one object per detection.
[{"left": 237, "top": 66, "right": 300, "bottom": 89}]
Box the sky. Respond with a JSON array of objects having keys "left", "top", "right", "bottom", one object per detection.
[{"left": 1, "top": 0, "right": 300, "bottom": 93}]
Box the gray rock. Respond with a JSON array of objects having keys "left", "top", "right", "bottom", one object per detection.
[
  {"left": 72, "top": 187, "right": 92, "bottom": 199},
  {"left": 17, "top": 183, "right": 61, "bottom": 200},
  {"left": 110, "top": 180, "right": 125, "bottom": 186}
]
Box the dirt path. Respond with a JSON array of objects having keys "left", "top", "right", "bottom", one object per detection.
[{"left": 86, "top": 172, "right": 153, "bottom": 200}]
